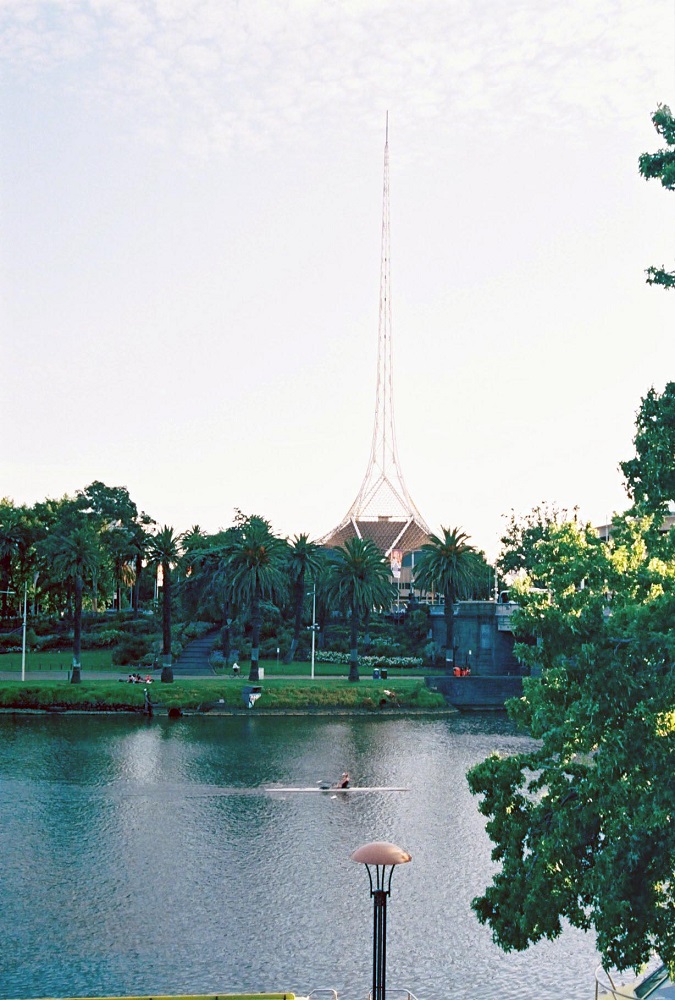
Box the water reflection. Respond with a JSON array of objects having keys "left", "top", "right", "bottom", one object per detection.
[{"left": 0, "top": 715, "right": 597, "bottom": 1000}]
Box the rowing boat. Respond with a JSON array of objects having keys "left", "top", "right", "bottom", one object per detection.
[{"left": 264, "top": 786, "right": 409, "bottom": 793}]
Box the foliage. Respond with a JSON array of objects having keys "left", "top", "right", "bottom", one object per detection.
[
  {"left": 47, "top": 522, "right": 102, "bottom": 678},
  {"left": 639, "top": 105, "right": 675, "bottom": 289},
  {"left": 0, "top": 676, "right": 446, "bottom": 712},
  {"left": 620, "top": 383, "right": 675, "bottom": 512},
  {"left": 111, "top": 634, "right": 152, "bottom": 666},
  {"left": 468, "top": 499, "right": 675, "bottom": 974},
  {"left": 414, "top": 526, "right": 481, "bottom": 661},
  {"left": 284, "top": 533, "right": 323, "bottom": 663},
  {"left": 226, "top": 514, "right": 288, "bottom": 682},
  {"left": 147, "top": 525, "right": 182, "bottom": 676},
  {"left": 326, "top": 538, "right": 393, "bottom": 682},
  {"left": 497, "top": 503, "right": 573, "bottom": 583},
  {"left": 315, "top": 650, "right": 423, "bottom": 668}
]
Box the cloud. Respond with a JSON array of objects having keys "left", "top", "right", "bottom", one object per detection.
[{"left": 0, "top": 0, "right": 671, "bottom": 158}]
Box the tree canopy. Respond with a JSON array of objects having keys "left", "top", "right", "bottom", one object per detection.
[
  {"left": 326, "top": 537, "right": 392, "bottom": 682},
  {"left": 639, "top": 104, "right": 675, "bottom": 289},
  {"left": 620, "top": 382, "right": 675, "bottom": 513},
  {"left": 414, "top": 526, "right": 485, "bottom": 662},
  {"left": 468, "top": 488, "right": 675, "bottom": 972}
]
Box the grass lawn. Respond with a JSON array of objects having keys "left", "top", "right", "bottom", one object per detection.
[
  {"left": 0, "top": 649, "right": 116, "bottom": 672},
  {"left": 217, "top": 659, "right": 431, "bottom": 679},
  {"left": 0, "top": 675, "right": 448, "bottom": 712},
  {"left": 0, "top": 651, "right": 432, "bottom": 679}
]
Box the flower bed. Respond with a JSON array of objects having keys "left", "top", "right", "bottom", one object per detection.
[{"left": 315, "top": 651, "right": 423, "bottom": 668}]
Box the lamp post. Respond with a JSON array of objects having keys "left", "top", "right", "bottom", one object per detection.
[
  {"left": 306, "top": 583, "right": 318, "bottom": 679},
  {"left": 351, "top": 840, "right": 411, "bottom": 1000},
  {"left": 21, "top": 580, "right": 27, "bottom": 682},
  {"left": 0, "top": 587, "right": 26, "bottom": 681}
]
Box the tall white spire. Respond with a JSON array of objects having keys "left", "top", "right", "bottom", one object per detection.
[{"left": 321, "top": 117, "right": 429, "bottom": 557}]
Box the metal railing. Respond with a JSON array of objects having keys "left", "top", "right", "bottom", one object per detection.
[
  {"left": 595, "top": 960, "right": 670, "bottom": 999},
  {"left": 368, "top": 990, "right": 419, "bottom": 1000}
]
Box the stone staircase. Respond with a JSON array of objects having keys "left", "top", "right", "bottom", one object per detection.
[{"left": 173, "top": 629, "right": 220, "bottom": 676}]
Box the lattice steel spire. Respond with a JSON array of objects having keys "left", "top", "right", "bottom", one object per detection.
[{"left": 321, "top": 117, "right": 430, "bottom": 558}]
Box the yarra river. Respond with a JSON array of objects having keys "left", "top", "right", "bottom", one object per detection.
[{"left": 0, "top": 713, "right": 600, "bottom": 1000}]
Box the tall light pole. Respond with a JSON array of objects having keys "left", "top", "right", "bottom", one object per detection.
[
  {"left": 311, "top": 583, "right": 317, "bottom": 680},
  {"left": 351, "top": 840, "right": 411, "bottom": 1000},
  {"left": 21, "top": 580, "right": 27, "bottom": 682},
  {"left": 307, "top": 583, "right": 318, "bottom": 680},
  {"left": 0, "top": 588, "right": 24, "bottom": 681}
]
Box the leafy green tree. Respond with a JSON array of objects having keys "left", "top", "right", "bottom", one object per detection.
[
  {"left": 77, "top": 481, "right": 139, "bottom": 526},
  {"left": 620, "top": 382, "right": 675, "bottom": 513},
  {"left": 284, "top": 534, "right": 323, "bottom": 663},
  {"left": 48, "top": 524, "right": 101, "bottom": 683},
  {"left": 181, "top": 525, "right": 206, "bottom": 557},
  {"left": 0, "top": 501, "right": 36, "bottom": 619},
  {"left": 497, "top": 503, "right": 572, "bottom": 585},
  {"left": 105, "top": 525, "right": 136, "bottom": 612},
  {"left": 413, "top": 527, "right": 480, "bottom": 665},
  {"left": 180, "top": 528, "right": 242, "bottom": 661},
  {"left": 467, "top": 502, "right": 675, "bottom": 974},
  {"left": 639, "top": 105, "right": 675, "bottom": 289},
  {"left": 326, "top": 537, "right": 393, "bottom": 682},
  {"left": 147, "top": 526, "right": 182, "bottom": 683},
  {"left": 75, "top": 481, "right": 154, "bottom": 613},
  {"left": 128, "top": 516, "right": 155, "bottom": 616},
  {"left": 226, "top": 515, "right": 288, "bottom": 682}
]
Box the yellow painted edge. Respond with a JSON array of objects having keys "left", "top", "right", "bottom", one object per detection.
[{"left": 36, "top": 994, "right": 297, "bottom": 1000}]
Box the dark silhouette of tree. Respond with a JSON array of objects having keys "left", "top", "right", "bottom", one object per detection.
[
  {"left": 639, "top": 105, "right": 675, "bottom": 289},
  {"left": 49, "top": 525, "right": 101, "bottom": 683},
  {"left": 226, "top": 515, "right": 288, "bottom": 682},
  {"left": 414, "top": 527, "right": 479, "bottom": 666},
  {"left": 284, "top": 534, "right": 323, "bottom": 663},
  {"left": 326, "top": 537, "right": 392, "bottom": 682},
  {"left": 147, "top": 526, "right": 182, "bottom": 683}
]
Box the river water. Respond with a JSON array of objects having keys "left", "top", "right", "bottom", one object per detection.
[{"left": 0, "top": 713, "right": 599, "bottom": 1000}]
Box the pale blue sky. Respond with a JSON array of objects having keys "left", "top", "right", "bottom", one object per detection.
[{"left": 1, "top": 0, "right": 674, "bottom": 558}]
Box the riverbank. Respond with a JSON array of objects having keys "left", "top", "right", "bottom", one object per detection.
[{"left": 0, "top": 676, "right": 452, "bottom": 714}]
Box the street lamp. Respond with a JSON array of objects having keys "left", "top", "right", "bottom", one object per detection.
[
  {"left": 351, "top": 840, "right": 411, "bottom": 1000},
  {"left": 0, "top": 586, "right": 27, "bottom": 682},
  {"left": 306, "top": 583, "right": 319, "bottom": 680},
  {"left": 20, "top": 580, "right": 27, "bottom": 683}
]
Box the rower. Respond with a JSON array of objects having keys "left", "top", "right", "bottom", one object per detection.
[{"left": 334, "top": 771, "right": 350, "bottom": 789}]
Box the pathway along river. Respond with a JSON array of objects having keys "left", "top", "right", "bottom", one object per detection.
[{"left": 0, "top": 713, "right": 600, "bottom": 1000}]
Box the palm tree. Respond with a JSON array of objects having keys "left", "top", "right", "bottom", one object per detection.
[
  {"left": 0, "top": 503, "right": 38, "bottom": 619},
  {"left": 0, "top": 503, "right": 24, "bottom": 619},
  {"left": 129, "top": 516, "right": 154, "bottom": 616},
  {"left": 105, "top": 526, "right": 135, "bottom": 612},
  {"left": 50, "top": 526, "right": 101, "bottom": 683},
  {"left": 284, "top": 534, "right": 323, "bottom": 663},
  {"left": 413, "top": 526, "right": 479, "bottom": 667},
  {"left": 226, "top": 516, "right": 288, "bottom": 681},
  {"left": 326, "top": 537, "right": 393, "bottom": 682},
  {"left": 147, "top": 526, "right": 182, "bottom": 682}
]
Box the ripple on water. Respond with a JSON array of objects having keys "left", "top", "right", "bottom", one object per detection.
[{"left": 0, "top": 714, "right": 597, "bottom": 1000}]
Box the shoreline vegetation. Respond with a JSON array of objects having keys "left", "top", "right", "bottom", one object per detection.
[{"left": 0, "top": 672, "right": 451, "bottom": 715}]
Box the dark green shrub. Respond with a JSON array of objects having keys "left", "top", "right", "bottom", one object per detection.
[
  {"left": 81, "top": 629, "right": 124, "bottom": 649},
  {"left": 35, "top": 633, "right": 71, "bottom": 651},
  {"left": 260, "top": 637, "right": 285, "bottom": 659},
  {"left": 112, "top": 634, "right": 152, "bottom": 666},
  {"left": 123, "top": 618, "right": 158, "bottom": 636}
]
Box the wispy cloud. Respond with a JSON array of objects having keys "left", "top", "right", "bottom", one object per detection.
[{"left": 0, "top": 0, "right": 672, "bottom": 156}]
